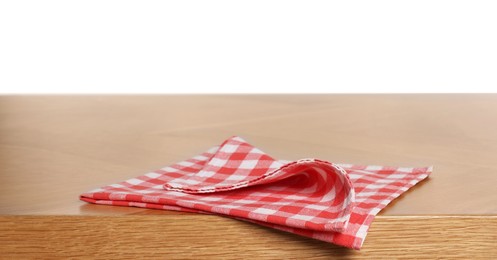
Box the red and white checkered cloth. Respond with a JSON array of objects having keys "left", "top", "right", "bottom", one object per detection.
[{"left": 80, "top": 136, "right": 431, "bottom": 250}]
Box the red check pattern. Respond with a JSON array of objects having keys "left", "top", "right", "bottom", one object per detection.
[{"left": 80, "top": 136, "right": 431, "bottom": 250}]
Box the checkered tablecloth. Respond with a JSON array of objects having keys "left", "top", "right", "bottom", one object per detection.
[{"left": 81, "top": 136, "right": 431, "bottom": 249}]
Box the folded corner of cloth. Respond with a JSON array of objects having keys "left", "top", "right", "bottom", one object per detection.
[{"left": 80, "top": 135, "right": 432, "bottom": 250}]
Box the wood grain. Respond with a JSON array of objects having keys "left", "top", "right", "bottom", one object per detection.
[
  {"left": 1, "top": 95, "right": 496, "bottom": 258},
  {"left": 1, "top": 215, "right": 495, "bottom": 259}
]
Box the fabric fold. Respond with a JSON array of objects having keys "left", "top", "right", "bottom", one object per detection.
[
  {"left": 80, "top": 136, "right": 431, "bottom": 250},
  {"left": 162, "top": 136, "right": 356, "bottom": 232}
]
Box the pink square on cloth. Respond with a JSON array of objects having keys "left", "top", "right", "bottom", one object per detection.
[{"left": 80, "top": 136, "right": 431, "bottom": 249}]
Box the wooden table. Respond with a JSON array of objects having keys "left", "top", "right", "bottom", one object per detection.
[{"left": 1, "top": 95, "right": 496, "bottom": 259}]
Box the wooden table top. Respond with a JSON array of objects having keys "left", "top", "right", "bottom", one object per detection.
[{"left": 1, "top": 95, "right": 496, "bottom": 258}]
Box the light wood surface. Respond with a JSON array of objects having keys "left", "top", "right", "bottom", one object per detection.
[
  {"left": 1, "top": 95, "right": 496, "bottom": 258},
  {"left": 1, "top": 215, "right": 496, "bottom": 259}
]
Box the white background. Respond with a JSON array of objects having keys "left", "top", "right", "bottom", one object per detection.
[{"left": 0, "top": 1, "right": 496, "bottom": 93}]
